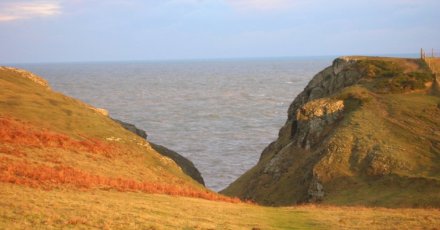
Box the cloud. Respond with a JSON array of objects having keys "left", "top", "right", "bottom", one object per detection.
[
  {"left": 0, "top": 0, "right": 61, "bottom": 22},
  {"left": 225, "top": 0, "right": 295, "bottom": 11}
]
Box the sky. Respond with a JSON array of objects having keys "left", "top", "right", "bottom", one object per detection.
[{"left": 0, "top": 0, "right": 439, "bottom": 63}]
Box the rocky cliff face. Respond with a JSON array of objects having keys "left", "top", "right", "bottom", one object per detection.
[
  {"left": 259, "top": 58, "right": 361, "bottom": 161},
  {"left": 222, "top": 57, "right": 440, "bottom": 207}
]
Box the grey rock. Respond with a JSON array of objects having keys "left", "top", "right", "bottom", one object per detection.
[
  {"left": 294, "top": 99, "right": 344, "bottom": 149},
  {"left": 308, "top": 179, "right": 325, "bottom": 202},
  {"left": 113, "top": 118, "right": 148, "bottom": 139},
  {"left": 113, "top": 118, "right": 205, "bottom": 185},
  {"left": 150, "top": 143, "right": 205, "bottom": 186}
]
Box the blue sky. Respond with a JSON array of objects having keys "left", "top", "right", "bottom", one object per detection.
[{"left": 0, "top": 0, "right": 439, "bottom": 63}]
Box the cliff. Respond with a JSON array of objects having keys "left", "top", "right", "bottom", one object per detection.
[{"left": 222, "top": 57, "right": 440, "bottom": 207}]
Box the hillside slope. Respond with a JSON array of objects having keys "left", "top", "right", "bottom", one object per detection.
[
  {"left": 0, "top": 66, "right": 224, "bottom": 201},
  {"left": 222, "top": 57, "right": 440, "bottom": 207}
]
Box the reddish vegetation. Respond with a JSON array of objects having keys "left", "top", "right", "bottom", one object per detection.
[
  {"left": 0, "top": 145, "right": 27, "bottom": 157},
  {"left": 0, "top": 117, "right": 245, "bottom": 203},
  {"left": 0, "top": 117, "right": 116, "bottom": 156},
  {"left": 0, "top": 157, "right": 241, "bottom": 203}
]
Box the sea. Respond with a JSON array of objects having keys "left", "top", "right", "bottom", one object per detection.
[{"left": 16, "top": 57, "right": 333, "bottom": 191}]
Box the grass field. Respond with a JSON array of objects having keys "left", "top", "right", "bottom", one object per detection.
[{"left": 1, "top": 183, "right": 440, "bottom": 229}]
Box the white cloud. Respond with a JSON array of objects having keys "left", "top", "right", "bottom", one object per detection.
[
  {"left": 0, "top": 1, "right": 61, "bottom": 22},
  {"left": 225, "top": 0, "right": 295, "bottom": 11}
]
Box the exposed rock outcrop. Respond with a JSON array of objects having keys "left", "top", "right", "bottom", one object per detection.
[
  {"left": 113, "top": 119, "right": 204, "bottom": 185},
  {"left": 150, "top": 143, "right": 205, "bottom": 186},
  {"left": 93, "top": 108, "right": 109, "bottom": 117},
  {"left": 222, "top": 57, "right": 440, "bottom": 207},
  {"left": 113, "top": 118, "right": 148, "bottom": 139},
  {"left": 259, "top": 57, "right": 362, "bottom": 162},
  {"left": 294, "top": 98, "right": 344, "bottom": 150}
]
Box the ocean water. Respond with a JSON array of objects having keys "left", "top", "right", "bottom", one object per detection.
[{"left": 18, "top": 58, "right": 332, "bottom": 191}]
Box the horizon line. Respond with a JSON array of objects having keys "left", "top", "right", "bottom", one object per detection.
[{"left": 2, "top": 52, "right": 420, "bottom": 65}]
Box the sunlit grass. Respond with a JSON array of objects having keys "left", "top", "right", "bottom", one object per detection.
[{"left": 1, "top": 183, "right": 439, "bottom": 229}]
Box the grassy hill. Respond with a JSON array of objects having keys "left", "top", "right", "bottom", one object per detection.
[
  {"left": 222, "top": 57, "right": 440, "bottom": 208},
  {"left": 0, "top": 66, "right": 233, "bottom": 202},
  {"left": 1, "top": 65, "right": 440, "bottom": 229}
]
